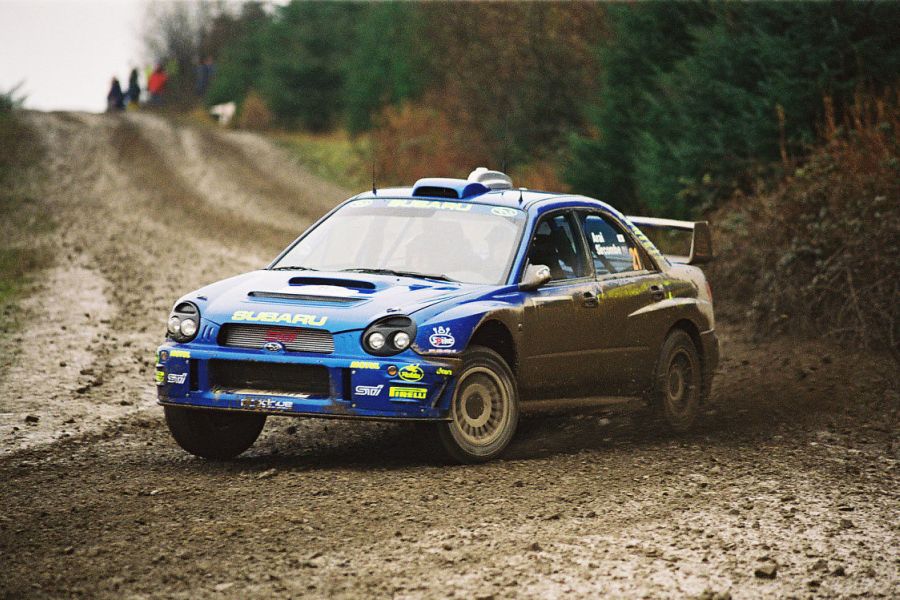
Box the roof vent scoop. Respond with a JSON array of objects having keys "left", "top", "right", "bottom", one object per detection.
[{"left": 467, "top": 167, "right": 513, "bottom": 190}]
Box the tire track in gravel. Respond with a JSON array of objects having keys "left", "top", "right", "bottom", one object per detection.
[{"left": 1, "top": 111, "right": 346, "bottom": 455}]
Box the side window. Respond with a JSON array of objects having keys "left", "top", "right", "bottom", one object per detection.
[
  {"left": 525, "top": 213, "right": 589, "bottom": 281},
  {"left": 580, "top": 213, "right": 648, "bottom": 275}
]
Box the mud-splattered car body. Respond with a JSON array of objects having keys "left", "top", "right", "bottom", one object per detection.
[{"left": 156, "top": 174, "right": 718, "bottom": 427}]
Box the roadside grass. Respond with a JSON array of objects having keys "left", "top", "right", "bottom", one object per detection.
[
  {"left": 176, "top": 106, "right": 370, "bottom": 190},
  {"left": 0, "top": 110, "right": 53, "bottom": 335},
  {"left": 271, "top": 130, "right": 371, "bottom": 191}
]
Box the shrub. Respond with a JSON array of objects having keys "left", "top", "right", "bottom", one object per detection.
[
  {"left": 238, "top": 91, "right": 273, "bottom": 130},
  {"left": 710, "top": 90, "right": 900, "bottom": 354}
]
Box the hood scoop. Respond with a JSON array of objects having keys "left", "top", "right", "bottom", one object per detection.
[
  {"left": 248, "top": 291, "right": 362, "bottom": 305},
  {"left": 288, "top": 276, "right": 376, "bottom": 290}
]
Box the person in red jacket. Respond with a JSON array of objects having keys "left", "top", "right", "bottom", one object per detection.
[{"left": 147, "top": 64, "right": 168, "bottom": 105}]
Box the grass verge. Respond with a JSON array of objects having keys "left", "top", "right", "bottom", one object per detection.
[
  {"left": 271, "top": 130, "right": 371, "bottom": 191},
  {"left": 0, "top": 110, "right": 53, "bottom": 334}
]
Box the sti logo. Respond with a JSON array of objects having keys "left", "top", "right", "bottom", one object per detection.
[
  {"left": 355, "top": 384, "right": 384, "bottom": 397},
  {"left": 166, "top": 372, "right": 187, "bottom": 384},
  {"left": 429, "top": 326, "right": 455, "bottom": 348}
]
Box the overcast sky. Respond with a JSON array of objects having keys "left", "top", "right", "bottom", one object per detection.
[{"left": 0, "top": 0, "right": 146, "bottom": 113}]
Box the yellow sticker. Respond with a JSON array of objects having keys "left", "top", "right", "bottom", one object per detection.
[
  {"left": 350, "top": 361, "right": 380, "bottom": 370},
  {"left": 389, "top": 386, "right": 427, "bottom": 400},
  {"left": 170, "top": 350, "right": 191, "bottom": 359},
  {"left": 399, "top": 364, "right": 424, "bottom": 382}
]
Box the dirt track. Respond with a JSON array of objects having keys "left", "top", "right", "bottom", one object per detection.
[{"left": 1, "top": 112, "right": 897, "bottom": 599}]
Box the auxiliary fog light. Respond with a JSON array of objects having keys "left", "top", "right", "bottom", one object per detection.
[{"left": 393, "top": 331, "right": 411, "bottom": 350}]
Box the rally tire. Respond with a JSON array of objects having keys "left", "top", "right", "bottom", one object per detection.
[
  {"left": 649, "top": 329, "right": 703, "bottom": 433},
  {"left": 438, "top": 346, "right": 519, "bottom": 463},
  {"left": 164, "top": 406, "right": 266, "bottom": 459}
]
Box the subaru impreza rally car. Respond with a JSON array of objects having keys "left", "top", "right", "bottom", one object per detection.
[{"left": 157, "top": 168, "right": 718, "bottom": 463}]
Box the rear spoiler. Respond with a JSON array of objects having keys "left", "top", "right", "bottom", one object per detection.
[{"left": 626, "top": 216, "right": 714, "bottom": 265}]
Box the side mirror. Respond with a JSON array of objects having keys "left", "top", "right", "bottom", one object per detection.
[{"left": 519, "top": 264, "right": 552, "bottom": 291}]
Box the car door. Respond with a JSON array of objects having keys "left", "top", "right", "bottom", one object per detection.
[
  {"left": 518, "top": 211, "right": 605, "bottom": 398},
  {"left": 576, "top": 211, "right": 668, "bottom": 395}
]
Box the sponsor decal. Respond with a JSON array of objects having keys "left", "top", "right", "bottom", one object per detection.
[
  {"left": 436, "top": 367, "right": 453, "bottom": 376},
  {"left": 388, "top": 199, "right": 471, "bottom": 212},
  {"left": 155, "top": 370, "right": 165, "bottom": 385},
  {"left": 389, "top": 386, "right": 427, "bottom": 400},
  {"left": 350, "top": 361, "right": 380, "bottom": 370},
  {"left": 398, "top": 364, "right": 424, "bottom": 382},
  {"left": 596, "top": 245, "right": 624, "bottom": 256},
  {"left": 429, "top": 326, "right": 455, "bottom": 348},
  {"left": 231, "top": 310, "right": 328, "bottom": 327},
  {"left": 354, "top": 384, "right": 384, "bottom": 397},
  {"left": 491, "top": 206, "right": 519, "bottom": 217},
  {"left": 591, "top": 232, "right": 605, "bottom": 243},
  {"left": 170, "top": 350, "right": 190, "bottom": 359},
  {"left": 240, "top": 397, "right": 292, "bottom": 411},
  {"left": 166, "top": 372, "right": 187, "bottom": 384}
]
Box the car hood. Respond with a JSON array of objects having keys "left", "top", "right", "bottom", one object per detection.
[{"left": 189, "top": 270, "right": 487, "bottom": 332}]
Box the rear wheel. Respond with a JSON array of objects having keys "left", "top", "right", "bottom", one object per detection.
[
  {"left": 164, "top": 406, "right": 266, "bottom": 459},
  {"left": 437, "top": 346, "right": 519, "bottom": 463},
  {"left": 649, "top": 330, "right": 703, "bottom": 433}
]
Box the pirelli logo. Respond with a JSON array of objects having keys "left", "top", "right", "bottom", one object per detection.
[{"left": 389, "top": 386, "right": 427, "bottom": 400}]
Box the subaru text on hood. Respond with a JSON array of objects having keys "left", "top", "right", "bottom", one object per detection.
[{"left": 157, "top": 168, "right": 719, "bottom": 463}]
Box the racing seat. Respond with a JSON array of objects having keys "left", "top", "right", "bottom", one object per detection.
[
  {"left": 528, "top": 230, "right": 564, "bottom": 279},
  {"left": 550, "top": 227, "right": 583, "bottom": 278}
]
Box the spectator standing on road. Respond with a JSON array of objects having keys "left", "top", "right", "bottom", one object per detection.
[
  {"left": 126, "top": 68, "right": 141, "bottom": 107},
  {"left": 196, "top": 56, "right": 214, "bottom": 97},
  {"left": 106, "top": 77, "right": 125, "bottom": 111},
  {"left": 147, "top": 63, "right": 168, "bottom": 105}
]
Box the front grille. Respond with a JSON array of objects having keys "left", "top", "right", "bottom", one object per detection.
[
  {"left": 218, "top": 324, "right": 334, "bottom": 354},
  {"left": 208, "top": 360, "right": 330, "bottom": 396}
]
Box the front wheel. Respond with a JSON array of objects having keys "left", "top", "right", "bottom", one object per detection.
[
  {"left": 648, "top": 330, "right": 703, "bottom": 433},
  {"left": 164, "top": 406, "right": 266, "bottom": 459},
  {"left": 437, "top": 346, "right": 519, "bottom": 463}
]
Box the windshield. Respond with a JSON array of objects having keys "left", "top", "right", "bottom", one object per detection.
[{"left": 272, "top": 198, "right": 527, "bottom": 284}]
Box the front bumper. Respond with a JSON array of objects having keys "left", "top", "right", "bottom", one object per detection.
[{"left": 155, "top": 343, "right": 460, "bottom": 420}]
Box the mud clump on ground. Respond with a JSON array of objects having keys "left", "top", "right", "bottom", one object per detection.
[{"left": 0, "top": 112, "right": 897, "bottom": 599}]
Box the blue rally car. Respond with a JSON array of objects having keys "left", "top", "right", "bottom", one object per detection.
[{"left": 157, "top": 168, "right": 718, "bottom": 462}]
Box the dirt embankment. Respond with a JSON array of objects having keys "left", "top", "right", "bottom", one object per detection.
[{"left": 0, "top": 112, "right": 897, "bottom": 599}]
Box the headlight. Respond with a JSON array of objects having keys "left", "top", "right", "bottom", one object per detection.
[
  {"left": 167, "top": 302, "right": 200, "bottom": 343},
  {"left": 167, "top": 315, "right": 181, "bottom": 334},
  {"left": 362, "top": 316, "right": 416, "bottom": 356}
]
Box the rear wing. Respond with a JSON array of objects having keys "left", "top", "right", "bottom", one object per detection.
[{"left": 626, "top": 216, "right": 713, "bottom": 265}]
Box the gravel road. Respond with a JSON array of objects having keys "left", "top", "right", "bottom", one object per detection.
[{"left": 1, "top": 112, "right": 897, "bottom": 599}]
